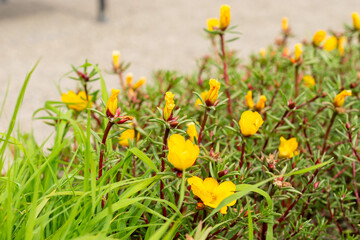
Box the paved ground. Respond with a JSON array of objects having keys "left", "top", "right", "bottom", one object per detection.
[{"left": 0, "top": 0, "right": 359, "bottom": 144}]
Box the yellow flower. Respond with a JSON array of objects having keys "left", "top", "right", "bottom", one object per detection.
[
  {"left": 219, "top": 5, "right": 231, "bottom": 30},
  {"left": 255, "top": 95, "right": 267, "bottom": 111},
  {"left": 294, "top": 43, "right": 302, "bottom": 61},
  {"left": 239, "top": 110, "right": 264, "bottom": 136},
  {"left": 119, "top": 123, "right": 140, "bottom": 147},
  {"left": 259, "top": 48, "right": 266, "bottom": 58},
  {"left": 245, "top": 91, "right": 254, "bottom": 109},
  {"left": 126, "top": 73, "right": 133, "bottom": 86},
  {"left": 338, "top": 36, "right": 347, "bottom": 56},
  {"left": 303, "top": 75, "right": 316, "bottom": 87},
  {"left": 106, "top": 89, "right": 120, "bottom": 117},
  {"left": 279, "top": 136, "right": 298, "bottom": 159},
  {"left": 281, "top": 17, "right": 289, "bottom": 32},
  {"left": 167, "top": 134, "right": 199, "bottom": 171},
  {"left": 312, "top": 30, "right": 326, "bottom": 47},
  {"left": 163, "top": 91, "right": 175, "bottom": 121},
  {"left": 352, "top": 12, "right": 360, "bottom": 30},
  {"left": 133, "top": 76, "right": 146, "bottom": 90},
  {"left": 195, "top": 91, "right": 208, "bottom": 108},
  {"left": 61, "top": 91, "right": 92, "bottom": 111},
  {"left": 205, "top": 79, "right": 221, "bottom": 106},
  {"left": 187, "top": 123, "right": 198, "bottom": 142},
  {"left": 334, "top": 90, "right": 352, "bottom": 107},
  {"left": 324, "top": 36, "right": 338, "bottom": 52},
  {"left": 112, "top": 50, "right": 120, "bottom": 70},
  {"left": 207, "top": 18, "right": 219, "bottom": 31},
  {"left": 187, "top": 176, "right": 236, "bottom": 214}
]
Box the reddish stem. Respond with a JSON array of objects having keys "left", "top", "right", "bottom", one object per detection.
[
  {"left": 321, "top": 112, "right": 337, "bottom": 155},
  {"left": 273, "top": 169, "right": 319, "bottom": 230},
  {"left": 98, "top": 121, "right": 114, "bottom": 180},
  {"left": 239, "top": 140, "right": 246, "bottom": 169},
  {"left": 198, "top": 109, "right": 209, "bottom": 146},
  {"left": 219, "top": 33, "right": 234, "bottom": 125}
]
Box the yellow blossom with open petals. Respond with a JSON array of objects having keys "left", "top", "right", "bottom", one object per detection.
[
  {"left": 324, "top": 36, "right": 338, "bottom": 52},
  {"left": 119, "top": 123, "right": 140, "bottom": 147},
  {"left": 167, "top": 134, "right": 199, "bottom": 171},
  {"left": 312, "top": 30, "right": 326, "bottom": 47},
  {"left": 112, "top": 50, "right": 120, "bottom": 70},
  {"left": 352, "top": 12, "right": 360, "bottom": 30},
  {"left": 61, "top": 91, "right": 92, "bottom": 111},
  {"left": 245, "top": 91, "right": 254, "bottom": 109},
  {"left": 106, "top": 89, "right": 120, "bottom": 117},
  {"left": 133, "top": 77, "right": 146, "bottom": 90},
  {"left": 338, "top": 36, "right": 347, "bottom": 56},
  {"left": 207, "top": 18, "right": 219, "bottom": 32},
  {"left": 281, "top": 17, "right": 289, "bottom": 32},
  {"left": 255, "top": 95, "right": 267, "bottom": 111},
  {"left": 187, "top": 176, "right": 236, "bottom": 214},
  {"left": 187, "top": 123, "right": 198, "bottom": 142},
  {"left": 205, "top": 79, "right": 220, "bottom": 106},
  {"left": 163, "top": 91, "right": 175, "bottom": 121},
  {"left": 195, "top": 91, "right": 208, "bottom": 108},
  {"left": 219, "top": 5, "right": 231, "bottom": 30},
  {"left": 294, "top": 43, "right": 302, "bottom": 61},
  {"left": 334, "top": 90, "right": 352, "bottom": 107},
  {"left": 126, "top": 73, "right": 133, "bottom": 86},
  {"left": 279, "top": 137, "right": 298, "bottom": 159},
  {"left": 239, "top": 110, "right": 264, "bottom": 136},
  {"left": 303, "top": 75, "right": 316, "bottom": 88}
]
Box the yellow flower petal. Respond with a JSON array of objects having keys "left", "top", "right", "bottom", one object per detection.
[
  {"left": 219, "top": 5, "right": 231, "bottom": 30},
  {"left": 239, "top": 111, "right": 264, "bottom": 136},
  {"left": 324, "top": 36, "right": 338, "bottom": 52},
  {"left": 167, "top": 134, "right": 199, "bottom": 171}
]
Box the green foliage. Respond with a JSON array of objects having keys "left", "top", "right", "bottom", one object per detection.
[{"left": 1, "top": 13, "right": 360, "bottom": 240}]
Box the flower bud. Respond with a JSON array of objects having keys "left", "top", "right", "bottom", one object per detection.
[
  {"left": 338, "top": 36, "right": 346, "bottom": 57},
  {"left": 255, "top": 95, "right": 267, "bottom": 111},
  {"left": 112, "top": 50, "right": 120, "bottom": 70},
  {"left": 106, "top": 89, "right": 120, "bottom": 117},
  {"left": 126, "top": 73, "right": 133, "bottom": 86},
  {"left": 205, "top": 79, "right": 221, "bottom": 106},
  {"left": 352, "top": 12, "right": 360, "bottom": 30},
  {"left": 314, "top": 181, "right": 320, "bottom": 190},
  {"left": 312, "top": 30, "right": 326, "bottom": 47},
  {"left": 245, "top": 91, "right": 254, "bottom": 109},
  {"left": 187, "top": 122, "right": 198, "bottom": 142},
  {"left": 346, "top": 122, "right": 351, "bottom": 130},
  {"left": 324, "top": 36, "right": 338, "bottom": 52},
  {"left": 281, "top": 17, "right": 289, "bottom": 32},
  {"left": 334, "top": 90, "right": 352, "bottom": 107},
  {"left": 163, "top": 91, "right": 175, "bottom": 121},
  {"left": 288, "top": 99, "right": 296, "bottom": 109},
  {"left": 294, "top": 43, "right": 302, "bottom": 61},
  {"left": 132, "top": 77, "right": 146, "bottom": 90},
  {"left": 219, "top": 5, "right": 231, "bottom": 30},
  {"left": 116, "top": 116, "right": 134, "bottom": 124},
  {"left": 207, "top": 18, "right": 219, "bottom": 32},
  {"left": 218, "top": 169, "right": 229, "bottom": 178},
  {"left": 303, "top": 75, "right": 315, "bottom": 88}
]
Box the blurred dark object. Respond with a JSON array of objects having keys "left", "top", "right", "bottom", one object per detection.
[
  {"left": 98, "top": 0, "right": 106, "bottom": 22},
  {"left": 1, "top": 0, "right": 107, "bottom": 22}
]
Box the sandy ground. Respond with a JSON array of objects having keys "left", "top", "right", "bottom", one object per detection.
[{"left": 0, "top": 0, "right": 359, "bottom": 144}]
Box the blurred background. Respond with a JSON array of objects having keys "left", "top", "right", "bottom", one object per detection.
[{"left": 0, "top": 0, "right": 358, "bottom": 143}]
